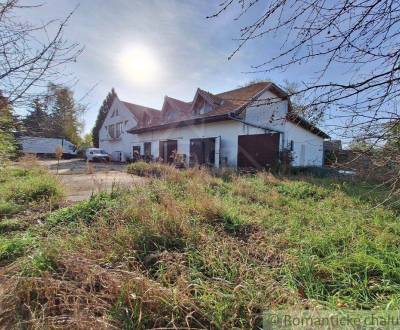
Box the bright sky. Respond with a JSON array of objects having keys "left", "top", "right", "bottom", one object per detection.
[{"left": 16, "top": 0, "right": 346, "bottom": 136}]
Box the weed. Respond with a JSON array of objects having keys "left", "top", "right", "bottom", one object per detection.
[
  {"left": 0, "top": 219, "right": 24, "bottom": 233},
  {"left": 1, "top": 162, "right": 400, "bottom": 328},
  {"left": 0, "top": 233, "right": 35, "bottom": 264},
  {"left": 0, "top": 201, "right": 21, "bottom": 217},
  {"left": 20, "top": 250, "right": 58, "bottom": 276},
  {"left": 46, "top": 192, "right": 118, "bottom": 226}
]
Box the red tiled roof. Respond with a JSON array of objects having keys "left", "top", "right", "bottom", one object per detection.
[
  {"left": 124, "top": 82, "right": 328, "bottom": 138},
  {"left": 163, "top": 96, "right": 192, "bottom": 113},
  {"left": 122, "top": 101, "right": 161, "bottom": 126},
  {"left": 286, "top": 112, "right": 330, "bottom": 138}
]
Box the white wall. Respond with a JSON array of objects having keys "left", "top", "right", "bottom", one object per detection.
[
  {"left": 284, "top": 122, "right": 324, "bottom": 166},
  {"left": 244, "top": 89, "right": 324, "bottom": 166},
  {"left": 131, "top": 120, "right": 255, "bottom": 167},
  {"left": 99, "top": 98, "right": 139, "bottom": 161}
]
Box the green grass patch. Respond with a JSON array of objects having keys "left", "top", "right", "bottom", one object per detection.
[
  {"left": 0, "top": 218, "right": 24, "bottom": 233},
  {"left": 46, "top": 192, "right": 119, "bottom": 226},
  {"left": 0, "top": 233, "right": 35, "bottom": 264},
  {"left": 0, "top": 165, "right": 63, "bottom": 219}
]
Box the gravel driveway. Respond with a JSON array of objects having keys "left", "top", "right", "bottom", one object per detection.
[{"left": 38, "top": 159, "right": 143, "bottom": 202}]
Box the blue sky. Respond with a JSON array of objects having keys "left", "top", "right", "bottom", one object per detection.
[{"left": 17, "top": 0, "right": 344, "bottom": 135}]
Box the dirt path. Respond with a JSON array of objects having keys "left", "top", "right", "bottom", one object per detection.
[{"left": 38, "top": 159, "right": 143, "bottom": 202}]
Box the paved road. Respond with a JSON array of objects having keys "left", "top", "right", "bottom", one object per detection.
[{"left": 38, "top": 159, "right": 143, "bottom": 202}]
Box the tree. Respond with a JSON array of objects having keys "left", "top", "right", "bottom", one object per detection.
[
  {"left": 46, "top": 84, "right": 84, "bottom": 145},
  {"left": 0, "top": 1, "right": 82, "bottom": 106},
  {"left": 23, "top": 98, "right": 51, "bottom": 137},
  {"left": 385, "top": 121, "right": 400, "bottom": 152},
  {"left": 0, "top": 94, "right": 18, "bottom": 162},
  {"left": 209, "top": 0, "right": 400, "bottom": 184},
  {"left": 92, "top": 89, "right": 117, "bottom": 147},
  {"left": 209, "top": 0, "right": 400, "bottom": 136},
  {"left": 281, "top": 80, "right": 323, "bottom": 124},
  {"left": 80, "top": 133, "right": 93, "bottom": 148}
]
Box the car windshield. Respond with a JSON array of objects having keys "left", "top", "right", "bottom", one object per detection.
[{"left": 92, "top": 149, "right": 107, "bottom": 154}]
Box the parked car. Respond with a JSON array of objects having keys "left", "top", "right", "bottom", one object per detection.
[{"left": 85, "top": 148, "right": 111, "bottom": 162}]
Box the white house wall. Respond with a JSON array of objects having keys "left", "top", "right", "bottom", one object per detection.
[
  {"left": 99, "top": 98, "right": 140, "bottom": 161},
  {"left": 131, "top": 120, "right": 269, "bottom": 167},
  {"left": 284, "top": 122, "right": 324, "bottom": 166},
  {"left": 243, "top": 89, "right": 324, "bottom": 166}
]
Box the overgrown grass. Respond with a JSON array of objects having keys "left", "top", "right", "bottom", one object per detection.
[
  {"left": 0, "top": 165, "right": 63, "bottom": 218},
  {"left": 1, "top": 163, "right": 400, "bottom": 328}
]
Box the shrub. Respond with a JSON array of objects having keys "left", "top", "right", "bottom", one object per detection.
[
  {"left": 7, "top": 175, "right": 63, "bottom": 204},
  {"left": 0, "top": 165, "right": 63, "bottom": 219},
  {"left": 127, "top": 161, "right": 176, "bottom": 178}
]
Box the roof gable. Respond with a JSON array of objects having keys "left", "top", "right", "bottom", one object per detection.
[
  {"left": 161, "top": 96, "right": 191, "bottom": 122},
  {"left": 121, "top": 101, "right": 161, "bottom": 126}
]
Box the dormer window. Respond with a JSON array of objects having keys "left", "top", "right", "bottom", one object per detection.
[
  {"left": 194, "top": 97, "right": 212, "bottom": 115},
  {"left": 142, "top": 113, "right": 150, "bottom": 126}
]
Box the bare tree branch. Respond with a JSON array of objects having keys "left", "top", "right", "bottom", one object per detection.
[{"left": 0, "top": 0, "right": 83, "bottom": 105}]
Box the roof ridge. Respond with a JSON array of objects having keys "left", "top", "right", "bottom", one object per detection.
[
  {"left": 165, "top": 96, "right": 192, "bottom": 105},
  {"left": 121, "top": 100, "right": 160, "bottom": 112},
  {"left": 216, "top": 81, "right": 271, "bottom": 98}
]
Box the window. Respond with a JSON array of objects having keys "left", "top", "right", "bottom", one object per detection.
[
  {"left": 144, "top": 142, "right": 151, "bottom": 156},
  {"left": 111, "top": 108, "right": 119, "bottom": 117},
  {"left": 116, "top": 122, "right": 123, "bottom": 138},
  {"left": 198, "top": 103, "right": 212, "bottom": 115},
  {"left": 108, "top": 124, "right": 115, "bottom": 138},
  {"left": 194, "top": 98, "right": 212, "bottom": 115},
  {"left": 290, "top": 140, "right": 294, "bottom": 151}
]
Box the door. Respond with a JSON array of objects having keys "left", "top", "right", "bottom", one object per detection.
[
  {"left": 300, "top": 144, "right": 306, "bottom": 166},
  {"left": 190, "top": 138, "right": 215, "bottom": 166},
  {"left": 190, "top": 139, "right": 204, "bottom": 165},
  {"left": 159, "top": 140, "right": 177, "bottom": 163},
  {"left": 237, "top": 133, "right": 280, "bottom": 169}
]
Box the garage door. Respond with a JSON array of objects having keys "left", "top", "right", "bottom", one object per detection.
[{"left": 237, "top": 133, "right": 280, "bottom": 169}]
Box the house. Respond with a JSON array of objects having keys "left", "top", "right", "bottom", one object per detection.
[
  {"left": 99, "top": 82, "right": 329, "bottom": 168},
  {"left": 98, "top": 99, "right": 160, "bottom": 162}
]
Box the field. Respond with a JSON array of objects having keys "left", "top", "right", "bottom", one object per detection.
[{"left": 0, "top": 160, "right": 399, "bottom": 329}]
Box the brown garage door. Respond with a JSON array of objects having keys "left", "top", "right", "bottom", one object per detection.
[{"left": 237, "top": 133, "right": 280, "bottom": 169}]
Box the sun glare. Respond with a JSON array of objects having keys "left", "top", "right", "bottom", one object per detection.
[{"left": 118, "top": 45, "right": 160, "bottom": 83}]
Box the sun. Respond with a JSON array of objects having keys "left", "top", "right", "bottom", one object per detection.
[{"left": 118, "top": 45, "right": 160, "bottom": 83}]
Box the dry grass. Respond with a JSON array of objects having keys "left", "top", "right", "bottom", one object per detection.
[{"left": 1, "top": 162, "right": 400, "bottom": 328}]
